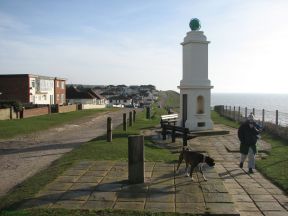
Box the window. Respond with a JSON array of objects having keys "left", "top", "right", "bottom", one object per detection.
[
  {"left": 61, "top": 82, "right": 65, "bottom": 89},
  {"left": 197, "top": 96, "right": 204, "bottom": 114},
  {"left": 56, "top": 81, "right": 59, "bottom": 88},
  {"left": 31, "top": 81, "right": 35, "bottom": 88},
  {"left": 57, "top": 94, "right": 60, "bottom": 101},
  {"left": 43, "top": 95, "right": 47, "bottom": 100},
  {"left": 61, "top": 94, "right": 65, "bottom": 103}
]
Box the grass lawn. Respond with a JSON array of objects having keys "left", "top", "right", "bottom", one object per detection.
[
  {"left": 0, "top": 107, "right": 182, "bottom": 216},
  {"left": 0, "top": 209, "right": 191, "bottom": 216},
  {"left": 0, "top": 108, "right": 116, "bottom": 139},
  {"left": 212, "top": 111, "right": 288, "bottom": 193}
]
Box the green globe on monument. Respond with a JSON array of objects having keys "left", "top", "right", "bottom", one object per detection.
[{"left": 189, "top": 18, "right": 201, "bottom": 31}]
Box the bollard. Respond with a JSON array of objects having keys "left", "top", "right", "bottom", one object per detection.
[
  {"left": 128, "top": 135, "right": 144, "bottom": 184},
  {"left": 107, "top": 117, "right": 112, "bottom": 142},
  {"left": 123, "top": 113, "right": 127, "bottom": 131},
  {"left": 146, "top": 107, "right": 151, "bottom": 119},
  {"left": 133, "top": 110, "right": 136, "bottom": 122},
  {"left": 129, "top": 111, "right": 133, "bottom": 127}
]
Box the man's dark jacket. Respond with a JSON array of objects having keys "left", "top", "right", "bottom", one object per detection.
[{"left": 238, "top": 121, "right": 259, "bottom": 154}]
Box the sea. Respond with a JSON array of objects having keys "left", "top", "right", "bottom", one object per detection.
[
  {"left": 211, "top": 93, "right": 288, "bottom": 113},
  {"left": 211, "top": 93, "right": 288, "bottom": 126}
]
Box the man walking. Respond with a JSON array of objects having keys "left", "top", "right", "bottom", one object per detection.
[{"left": 238, "top": 113, "right": 260, "bottom": 174}]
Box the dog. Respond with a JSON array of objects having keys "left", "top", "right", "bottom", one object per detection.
[{"left": 176, "top": 148, "right": 215, "bottom": 181}]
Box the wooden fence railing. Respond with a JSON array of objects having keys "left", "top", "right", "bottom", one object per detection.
[{"left": 215, "top": 105, "right": 288, "bottom": 127}]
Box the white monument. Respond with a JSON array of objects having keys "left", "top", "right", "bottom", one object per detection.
[{"left": 178, "top": 18, "right": 213, "bottom": 131}]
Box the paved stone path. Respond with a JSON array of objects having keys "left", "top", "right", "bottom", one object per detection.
[
  {"left": 21, "top": 160, "right": 238, "bottom": 215},
  {"left": 20, "top": 124, "right": 288, "bottom": 215}
]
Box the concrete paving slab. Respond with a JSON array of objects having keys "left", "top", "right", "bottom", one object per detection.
[
  {"left": 45, "top": 182, "right": 73, "bottom": 191},
  {"left": 69, "top": 182, "right": 98, "bottom": 191},
  {"left": 262, "top": 211, "right": 288, "bottom": 216},
  {"left": 145, "top": 202, "right": 175, "bottom": 213},
  {"left": 34, "top": 190, "right": 64, "bottom": 201},
  {"left": 205, "top": 203, "right": 238, "bottom": 215},
  {"left": 114, "top": 201, "right": 144, "bottom": 210},
  {"left": 60, "top": 190, "right": 91, "bottom": 201},
  {"left": 52, "top": 200, "right": 85, "bottom": 209},
  {"left": 256, "top": 201, "right": 287, "bottom": 211},
  {"left": 235, "top": 201, "right": 259, "bottom": 211},
  {"left": 175, "top": 192, "right": 205, "bottom": 203},
  {"left": 82, "top": 200, "right": 115, "bottom": 209},
  {"left": 88, "top": 191, "right": 116, "bottom": 201},
  {"left": 176, "top": 202, "right": 206, "bottom": 214},
  {"left": 203, "top": 192, "right": 233, "bottom": 203},
  {"left": 117, "top": 192, "right": 146, "bottom": 202},
  {"left": 147, "top": 193, "right": 175, "bottom": 203}
]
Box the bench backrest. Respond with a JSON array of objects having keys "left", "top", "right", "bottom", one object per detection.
[{"left": 161, "top": 114, "right": 178, "bottom": 120}]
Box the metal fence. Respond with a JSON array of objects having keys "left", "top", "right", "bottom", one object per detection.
[{"left": 220, "top": 106, "right": 288, "bottom": 127}]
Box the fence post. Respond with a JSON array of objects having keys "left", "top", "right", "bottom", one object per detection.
[
  {"left": 146, "top": 107, "right": 151, "bottom": 119},
  {"left": 276, "top": 110, "right": 279, "bottom": 126},
  {"left": 233, "top": 106, "right": 236, "bottom": 121},
  {"left": 123, "top": 113, "right": 127, "bottom": 131},
  {"left": 229, "top": 106, "right": 232, "bottom": 118},
  {"left": 172, "top": 128, "right": 176, "bottom": 143},
  {"left": 245, "top": 107, "right": 247, "bottom": 118},
  {"left": 262, "top": 109, "right": 265, "bottom": 125},
  {"left": 129, "top": 111, "right": 133, "bottom": 126},
  {"left": 133, "top": 110, "right": 136, "bottom": 122},
  {"left": 238, "top": 106, "right": 241, "bottom": 122},
  {"left": 10, "top": 106, "right": 13, "bottom": 119},
  {"left": 107, "top": 117, "right": 112, "bottom": 142},
  {"left": 128, "top": 135, "right": 144, "bottom": 184}
]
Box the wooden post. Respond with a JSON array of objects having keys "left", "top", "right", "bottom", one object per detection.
[
  {"left": 233, "top": 106, "right": 236, "bottom": 121},
  {"left": 172, "top": 128, "right": 176, "bottom": 143},
  {"left": 129, "top": 111, "right": 133, "bottom": 127},
  {"left": 238, "top": 106, "right": 241, "bottom": 122},
  {"left": 162, "top": 124, "right": 167, "bottom": 140},
  {"left": 123, "top": 113, "right": 127, "bottom": 131},
  {"left": 146, "top": 107, "right": 151, "bottom": 119},
  {"left": 107, "top": 117, "right": 112, "bottom": 142},
  {"left": 245, "top": 107, "right": 247, "bottom": 118},
  {"left": 276, "top": 110, "right": 279, "bottom": 126},
  {"left": 262, "top": 109, "right": 265, "bottom": 125},
  {"left": 133, "top": 110, "right": 136, "bottom": 122},
  {"left": 183, "top": 131, "right": 188, "bottom": 146},
  {"left": 10, "top": 106, "right": 13, "bottom": 119},
  {"left": 128, "top": 135, "right": 144, "bottom": 184}
]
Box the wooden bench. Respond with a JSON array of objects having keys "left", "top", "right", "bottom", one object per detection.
[
  {"left": 162, "top": 123, "right": 196, "bottom": 146},
  {"left": 160, "top": 114, "right": 179, "bottom": 127}
]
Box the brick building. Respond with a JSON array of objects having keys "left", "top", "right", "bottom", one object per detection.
[{"left": 0, "top": 74, "right": 66, "bottom": 105}]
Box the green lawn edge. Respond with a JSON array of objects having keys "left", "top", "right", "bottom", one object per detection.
[{"left": 0, "top": 208, "right": 195, "bottom": 216}]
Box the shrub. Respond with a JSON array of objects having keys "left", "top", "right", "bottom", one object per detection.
[{"left": 0, "top": 101, "right": 22, "bottom": 112}]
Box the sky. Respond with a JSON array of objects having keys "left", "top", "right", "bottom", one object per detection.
[{"left": 0, "top": 0, "right": 288, "bottom": 93}]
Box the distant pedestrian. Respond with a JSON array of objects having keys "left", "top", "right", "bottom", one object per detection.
[{"left": 237, "top": 113, "right": 260, "bottom": 174}]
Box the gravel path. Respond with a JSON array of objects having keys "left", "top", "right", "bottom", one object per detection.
[{"left": 0, "top": 108, "right": 132, "bottom": 197}]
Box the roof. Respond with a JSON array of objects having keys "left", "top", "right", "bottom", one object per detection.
[
  {"left": 0, "top": 74, "right": 66, "bottom": 80},
  {"left": 66, "top": 87, "right": 106, "bottom": 100}
]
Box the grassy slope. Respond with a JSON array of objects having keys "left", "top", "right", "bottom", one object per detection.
[{"left": 0, "top": 108, "right": 115, "bottom": 139}]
